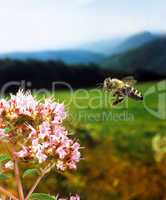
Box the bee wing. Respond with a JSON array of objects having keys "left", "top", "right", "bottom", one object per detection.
[
  {"left": 122, "top": 76, "right": 137, "bottom": 86},
  {"left": 96, "top": 83, "right": 103, "bottom": 89}
]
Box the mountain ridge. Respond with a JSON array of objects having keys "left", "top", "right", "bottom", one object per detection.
[
  {"left": 0, "top": 49, "right": 105, "bottom": 64},
  {"left": 102, "top": 36, "right": 166, "bottom": 75},
  {"left": 79, "top": 31, "right": 159, "bottom": 55}
]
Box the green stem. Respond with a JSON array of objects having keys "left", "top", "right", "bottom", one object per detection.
[
  {"left": 14, "top": 158, "right": 25, "bottom": 200},
  {"left": 25, "top": 163, "right": 55, "bottom": 200}
]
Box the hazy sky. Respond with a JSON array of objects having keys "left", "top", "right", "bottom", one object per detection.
[{"left": 0, "top": 0, "right": 165, "bottom": 52}]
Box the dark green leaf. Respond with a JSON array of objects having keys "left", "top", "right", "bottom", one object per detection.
[
  {"left": 0, "top": 154, "right": 11, "bottom": 163},
  {"left": 0, "top": 172, "right": 8, "bottom": 180},
  {"left": 4, "top": 127, "right": 11, "bottom": 133}
]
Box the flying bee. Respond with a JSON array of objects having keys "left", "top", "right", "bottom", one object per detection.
[{"left": 103, "top": 76, "right": 143, "bottom": 105}]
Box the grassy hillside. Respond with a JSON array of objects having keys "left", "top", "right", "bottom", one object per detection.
[{"left": 102, "top": 37, "right": 166, "bottom": 77}]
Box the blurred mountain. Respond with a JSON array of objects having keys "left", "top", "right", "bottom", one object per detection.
[
  {"left": 102, "top": 36, "right": 166, "bottom": 76},
  {"left": 0, "top": 50, "right": 105, "bottom": 64},
  {"left": 78, "top": 38, "right": 124, "bottom": 55},
  {"left": 79, "top": 31, "right": 158, "bottom": 55},
  {"left": 111, "top": 31, "right": 158, "bottom": 55},
  {"left": 0, "top": 31, "right": 161, "bottom": 66}
]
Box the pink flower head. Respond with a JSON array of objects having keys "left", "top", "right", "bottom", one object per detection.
[
  {"left": 10, "top": 90, "right": 37, "bottom": 116},
  {"left": 52, "top": 103, "right": 66, "bottom": 124},
  {"left": 58, "top": 195, "right": 80, "bottom": 200},
  {"left": 0, "top": 89, "right": 81, "bottom": 170},
  {"left": 0, "top": 128, "right": 6, "bottom": 140},
  {"left": 43, "top": 98, "right": 57, "bottom": 112},
  {"left": 4, "top": 161, "right": 14, "bottom": 170},
  {"left": 70, "top": 195, "right": 80, "bottom": 200},
  {"left": 54, "top": 103, "right": 66, "bottom": 119},
  {"left": 15, "top": 146, "right": 29, "bottom": 158},
  {"left": 58, "top": 199, "right": 67, "bottom": 200},
  {"left": 67, "top": 161, "right": 77, "bottom": 170},
  {"left": 36, "top": 151, "right": 47, "bottom": 163},
  {"left": 0, "top": 89, "right": 81, "bottom": 199},
  {"left": 27, "top": 124, "right": 37, "bottom": 138},
  {"left": 0, "top": 99, "right": 9, "bottom": 115},
  {"left": 56, "top": 160, "right": 66, "bottom": 171},
  {"left": 39, "top": 121, "right": 51, "bottom": 139},
  {"left": 56, "top": 146, "right": 67, "bottom": 159},
  {"left": 71, "top": 150, "right": 81, "bottom": 163}
]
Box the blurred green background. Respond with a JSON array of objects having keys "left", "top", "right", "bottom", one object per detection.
[{"left": 28, "top": 82, "right": 166, "bottom": 200}]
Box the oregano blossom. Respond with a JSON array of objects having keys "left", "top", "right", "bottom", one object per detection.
[{"left": 0, "top": 90, "right": 81, "bottom": 199}]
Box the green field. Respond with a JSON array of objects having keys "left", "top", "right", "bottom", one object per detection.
[
  {"left": 53, "top": 82, "right": 165, "bottom": 155},
  {"left": 36, "top": 81, "right": 166, "bottom": 200}
]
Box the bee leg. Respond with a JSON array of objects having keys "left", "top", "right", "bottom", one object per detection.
[
  {"left": 112, "top": 96, "right": 124, "bottom": 105},
  {"left": 112, "top": 92, "right": 116, "bottom": 97}
]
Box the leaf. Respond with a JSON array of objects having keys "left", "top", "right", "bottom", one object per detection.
[
  {"left": 4, "top": 127, "right": 11, "bottom": 133},
  {"left": 0, "top": 154, "right": 11, "bottom": 163},
  {"left": 0, "top": 172, "right": 8, "bottom": 180},
  {"left": 30, "top": 193, "right": 57, "bottom": 200},
  {"left": 22, "top": 169, "right": 39, "bottom": 178}
]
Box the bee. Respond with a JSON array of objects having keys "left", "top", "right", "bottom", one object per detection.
[{"left": 103, "top": 76, "right": 143, "bottom": 105}]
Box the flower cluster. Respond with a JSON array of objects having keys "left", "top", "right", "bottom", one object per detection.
[
  {"left": 59, "top": 195, "right": 80, "bottom": 200},
  {"left": 0, "top": 90, "right": 81, "bottom": 171}
]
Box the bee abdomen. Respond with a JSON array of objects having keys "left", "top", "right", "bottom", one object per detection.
[{"left": 128, "top": 87, "right": 143, "bottom": 100}]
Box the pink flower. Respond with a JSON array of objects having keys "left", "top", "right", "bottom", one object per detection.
[
  {"left": 39, "top": 121, "right": 51, "bottom": 139},
  {"left": 71, "top": 151, "right": 81, "bottom": 163},
  {"left": 36, "top": 151, "right": 47, "bottom": 163},
  {"left": 58, "top": 195, "right": 80, "bottom": 200},
  {"left": 58, "top": 199, "right": 67, "bottom": 200},
  {"left": 44, "top": 99, "right": 57, "bottom": 111},
  {"left": 32, "top": 138, "right": 40, "bottom": 152},
  {"left": 54, "top": 103, "right": 66, "bottom": 118},
  {"left": 31, "top": 138, "right": 47, "bottom": 163},
  {"left": 0, "top": 99, "right": 9, "bottom": 115},
  {"left": 52, "top": 103, "right": 66, "bottom": 124},
  {"left": 15, "top": 147, "right": 29, "bottom": 158},
  {"left": 56, "top": 146, "right": 67, "bottom": 159},
  {"left": 67, "top": 161, "right": 77, "bottom": 170},
  {"left": 27, "top": 124, "right": 37, "bottom": 138},
  {"left": 4, "top": 161, "right": 14, "bottom": 170},
  {"left": 54, "top": 127, "right": 66, "bottom": 137},
  {"left": 56, "top": 160, "right": 66, "bottom": 171},
  {"left": 10, "top": 90, "right": 37, "bottom": 116},
  {"left": 43, "top": 141, "right": 50, "bottom": 148},
  {"left": 0, "top": 128, "right": 7, "bottom": 140},
  {"left": 52, "top": 116, "right": 63, "bottom": 124},
  {"left": 70, "top": 195, "right": 80, "bottom": 200},
  {"left": 72, "top": 142, "right": 80, "bottom": 151}
]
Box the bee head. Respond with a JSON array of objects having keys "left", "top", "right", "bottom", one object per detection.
[{"left": 103, "top": 77, "right": 114, "bottom": 90}]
